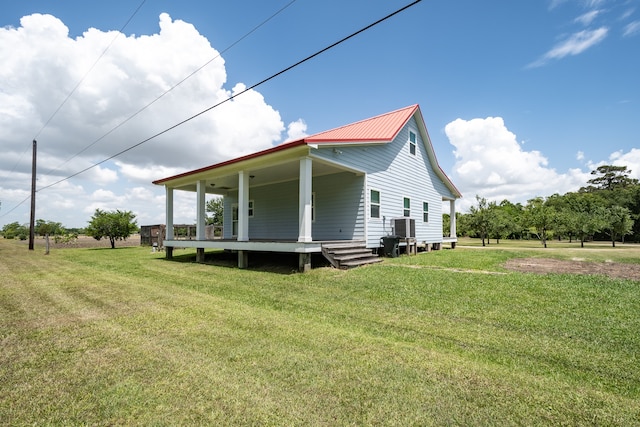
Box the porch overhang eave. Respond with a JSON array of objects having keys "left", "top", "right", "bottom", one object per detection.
[{"left": 152, "top": 144, "right": 310, "bottom": 190}]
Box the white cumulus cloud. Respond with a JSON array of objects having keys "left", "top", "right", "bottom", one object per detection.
[
  {"left": 607, "top": 149, "right": 640, "bottom": 179},
  {"left": 285, "top": 119, "right": 308, "bottom": 142},
  {"left": 444, "top": 117, "right": 590, "bottom": 211},
  {"left": 0, "top": 13, "right": 291, "bottom": 227}
]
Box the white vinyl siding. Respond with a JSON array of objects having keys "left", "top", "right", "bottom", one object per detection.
[
  {"left": 222, "top": 115, "right": 453, "bottom": 247},
  {"left": 224, "top": 172, "right": 364, "bottom": 241},
  {"left": 312, "top": 116, "right": 446, "bottom": 247}
]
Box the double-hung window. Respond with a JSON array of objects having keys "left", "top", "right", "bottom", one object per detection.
[
  {"left": 409, "top": 130, "right": 417, "bottom": 156},
  {"left": 370, "top": 189, "right": 380, "bottom": 219},
  {"left": 403, "top": 197, "right": 411, "bottom": 217},
  {"left": 423, "top": 202, "right": 429, "bottom": 222}
]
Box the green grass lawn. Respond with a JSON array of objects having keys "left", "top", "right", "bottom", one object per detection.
[{"left": 1, "top": 238, "right": 639, "bottom": 425}]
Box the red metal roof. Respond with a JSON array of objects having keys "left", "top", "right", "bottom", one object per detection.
[
  {"left": 153, "top": 104, "right": 443, "bottom": 188},
  {"left": 305, "top": 104, "right": 418, "bottom": 143}
]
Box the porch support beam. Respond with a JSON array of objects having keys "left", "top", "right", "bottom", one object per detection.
[
  {"left": 165, "top": 186, "right": 174, "bottom": 259},
  {"left": 298, "top": 253, "right": 311, "bottom": 273},
  {"left": 238, "top": 171, "right": 249, "bottom": 242},
  {"left": 298, "top": 157, "right": 313, "bottom": 243},
  {"left": 449, "top": 199, "right": 457, "bottom": 249},
  {"left": 196, "top": 180, "right": 206, "bottom": 241},
  {"left": 238, "top": 250, "right": 248, "bottom": 269},
  {"left": 165, "top": 187, "right": 174, "bottom": 240}
]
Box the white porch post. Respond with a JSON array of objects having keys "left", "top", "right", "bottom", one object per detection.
[
  {"left": 165, "top": 187, "right": 174, "bottom": 240},
  {"left": 196, "top": 180, "right": 206, "bottom": 240},
  {"left": 449, "top": 199, "right": 457, "bottom": 238},
  {"left": 298, "top": 157, "right": 313, "bottom": 243},
  {"left": 238, "top": 171, "right": 249, "bottom": 242}
]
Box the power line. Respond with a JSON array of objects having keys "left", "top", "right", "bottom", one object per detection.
[
  {"left": 34, "top": 0, "right": 147, "bottom": 141},
  {"left": 0, "top": 195, "right": 31, "bottom": 219},
  {"left": 3, "top": 0, "right": 421, "bottom": 219},
  {"left": 42, "top": 0, "right": 298, "bottom": 179},
  {"left": 38, "top": 0, "right": 422, "bottom": 193},
  {"left": 5, "top": 1, "right": 147, "bottom": 180},
  {"left": 1, "top": 1, "right": 146, "bottom": 221},
  {"left": 1, "top": 0, "right": 297, "bottom": 221}
]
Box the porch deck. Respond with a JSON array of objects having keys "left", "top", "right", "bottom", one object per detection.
[
  {"left": 163, "top": 238, "right": 366, "bottom": 272},
  {"left": 162, "top": 238, "right": 351, "bottom": 254}
]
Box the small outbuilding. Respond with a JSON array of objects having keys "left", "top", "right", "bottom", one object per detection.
[
  {"left": 140, "top": 224, "right": 164, "bottom": 247},
  {"left": 152, "top": 104, "right": 461, "bottom": 271}
]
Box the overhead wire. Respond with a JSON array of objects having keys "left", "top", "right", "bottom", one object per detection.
[
  {"left": 37, "top": 0, "right": 422, "bottom": 193},
  {"left": 2, "top": 0, "right": 422, "bottom": 218},
  {"left": 34, "top": 0, "right": 148, "bottom": 141},
  {"left": 42, "top": 0, "right": 298, "bottom": 178},
  {"left": 5, "top": 0, "right": 147, "bottom": 178},
  {"left": 2, "top": 0, "right": 297, "bottom": 220}
]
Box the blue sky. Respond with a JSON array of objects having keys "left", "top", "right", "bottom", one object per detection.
[{"left": 1, "top": 0, "right": 639, "bottom": 228}]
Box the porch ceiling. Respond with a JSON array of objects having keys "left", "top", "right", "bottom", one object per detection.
[{"left": 171, "top": 156, "right": 357, "bottom": 195}]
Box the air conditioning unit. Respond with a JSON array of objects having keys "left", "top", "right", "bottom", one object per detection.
[{"left": 393, "top": 218, "right": 415, "bottom": 238}]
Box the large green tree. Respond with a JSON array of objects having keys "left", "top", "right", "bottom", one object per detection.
[
  {"left": 86, "top": 209, "right": 138, "bottom": 249},
  {"left": 467, "top": 195, "right": 491, "bottom": 246},
  {"left": 523, "top": 197, "right": 556, "bottom": 248},
  {"left": 561, "top": 192, "right": 606, "bottom": 247},
  {"left": 600, "top": 205, "right": 634, "bottom": 247},
  {"left": 582, "top": 165, "right": 638, "bottom": 192}
]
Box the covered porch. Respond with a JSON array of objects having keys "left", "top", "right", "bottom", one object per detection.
[
  {"left": 162, "top": 237, "right": 326, "bottom": 272},
  {"left": 158, "top": 143, "right": 366, "bottom": 272}
]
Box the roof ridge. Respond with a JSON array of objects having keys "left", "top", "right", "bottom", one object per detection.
[{"left": 305, "top": 104, "right": 418, "bottom": 140}]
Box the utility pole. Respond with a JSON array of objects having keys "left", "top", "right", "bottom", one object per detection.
[{"left": 28, "top": 139, "right": 36, "bottom": 250}]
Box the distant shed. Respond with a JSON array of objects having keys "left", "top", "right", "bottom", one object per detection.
[{"left": 140, "top": 224, "right": 164, "bottom": 246}]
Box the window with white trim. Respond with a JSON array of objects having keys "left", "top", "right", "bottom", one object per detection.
[
  {"left": 403, "top": 197, "right": 410, "bottom": 217},
  {"left": 423, "top": 202, "right": 429, "bottom": 222},
  {"left": 370, "top": 189, "right": 380, "bottom": 219},
  {"left": 409, "top": 130, "right": 417, "bottom": 156}
]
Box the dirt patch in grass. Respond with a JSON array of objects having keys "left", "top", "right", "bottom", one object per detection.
[{"left": 504, "top": 258, "right": 640, "bottom": 281}]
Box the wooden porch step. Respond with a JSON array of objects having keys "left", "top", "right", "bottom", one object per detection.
[
  {"left": 322, "top": 242, "right": 367, "bottom": 250},
  {"left": 341, "top": 257, "right": 383, "bottom": 268},
  {"left": 331, "top": 248, "right": 370, "bottom": 256},
  {"left": 321, "top": 241, "right": 381, "bottom": 269},
  {"left": 333, "top": 251, "right": 376, "bottom": 261}
]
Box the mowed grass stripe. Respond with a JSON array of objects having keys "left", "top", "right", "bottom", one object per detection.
[{"left": 1, "top": 239, "right": 639, "bottom": 425}]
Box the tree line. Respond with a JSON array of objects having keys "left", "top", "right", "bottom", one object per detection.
[
  {"left": 449, "top": 165, "right": 639, "bottom": 247},
  {"left": 3, "top": 165, "right": 638, "bottom": 249},
  {"left": 1, "top": 209, "right": 138, "bottom": 250}
]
